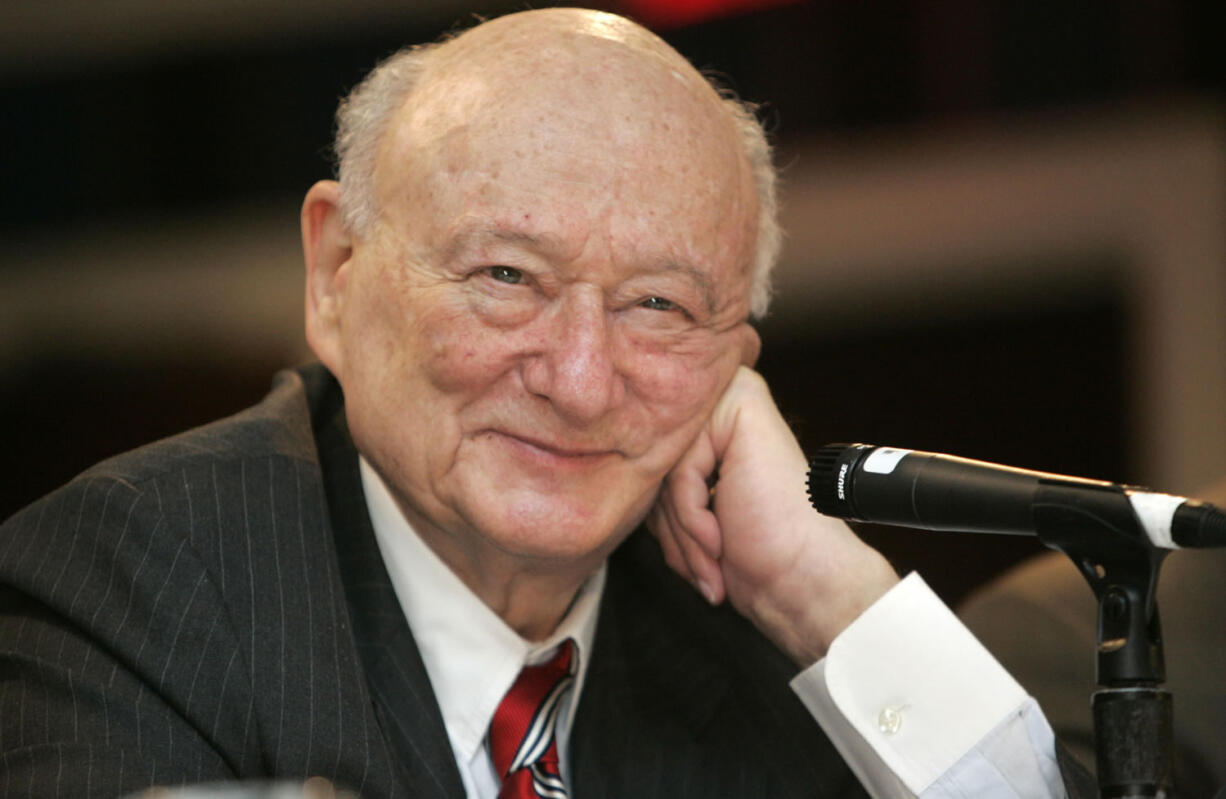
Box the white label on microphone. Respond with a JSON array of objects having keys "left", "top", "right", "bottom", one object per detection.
[
  {"left": 1127, "top": 491, "right": 1185, "bottom": 549},
  {"left": 863, "top": 448, "right": 911, "bottom": 474}
]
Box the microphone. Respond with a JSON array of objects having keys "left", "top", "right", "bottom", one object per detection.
[{"left": 807, "top": 443, "right": 1226, "bottom": 550}]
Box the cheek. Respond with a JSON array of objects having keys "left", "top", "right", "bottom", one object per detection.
[
  {"left": 416, "top": 302, "right": 522, "bottom": 393},
  {"left": 340, "top": 276, "right": 410, "bottom": 387},
  {"left": 621, "top": 332, "right": 735, "bottom": 428}
]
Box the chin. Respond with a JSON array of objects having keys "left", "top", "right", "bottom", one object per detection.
[{"left": 469, "top": 489, "right": 643, "bottom": 564}]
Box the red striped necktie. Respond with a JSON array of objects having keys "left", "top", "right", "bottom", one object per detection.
[{"left": 489, "top": 640, "right": 577, "bottom": 799}]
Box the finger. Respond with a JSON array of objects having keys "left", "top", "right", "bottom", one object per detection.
[
  {"left": 684, "top": 541, "right": 725, "bottom": 604},
  {"left": 654, "top": 480, "right": 725, "bottom": 603},
  {"left": 660, "top": 490, "right": 725, "bottom": 603},
  {"left": 649, "top": 502, "right": 692, "bottom": 581},
  {"left": 664, "top": 429, "right": 722, "bottom": 560},
  {"left": 671, "top": 471, "right": 722, "bottom": 560}
]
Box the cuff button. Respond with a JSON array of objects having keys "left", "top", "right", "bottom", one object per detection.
[{"left": 877, "top": 705, "right": 904, "bottom": 735}]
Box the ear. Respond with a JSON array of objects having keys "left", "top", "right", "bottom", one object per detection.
[{"left": 301, "top": 180, "right": 353, "bottom": 378}]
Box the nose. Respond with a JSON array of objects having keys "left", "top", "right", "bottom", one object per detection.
[{"left": 521, "top": 291, "right": 625, "bottom": 424}]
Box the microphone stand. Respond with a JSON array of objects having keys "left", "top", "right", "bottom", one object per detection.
[{"left": 1033, "top": 482, "right": 1174, "bottom": 798}]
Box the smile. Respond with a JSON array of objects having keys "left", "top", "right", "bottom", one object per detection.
[{"left": 483, "top": 430, "right": 618, "bottom": 466}]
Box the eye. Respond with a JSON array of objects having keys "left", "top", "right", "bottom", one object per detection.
[
  {"left": 485, "top": 266, "right": 524, "bottom": 284},
  {"left": 639, "top": 296, "right": 679, "bottom": 312}
]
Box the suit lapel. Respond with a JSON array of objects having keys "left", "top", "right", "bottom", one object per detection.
[
  {"left": 312, "top": 376, "right": 466, "bottom": 799},
  {"left": 569, "top": 534, "right": 776, "bottom": 799}
]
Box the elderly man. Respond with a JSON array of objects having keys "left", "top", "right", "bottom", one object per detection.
[{"left": 1, "top": 8, "right": 1090, "bottom": 799}]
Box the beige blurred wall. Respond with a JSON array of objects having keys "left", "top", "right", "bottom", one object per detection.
[{"left": 771, "top": 102, "right": 1226, "bottom": 492}]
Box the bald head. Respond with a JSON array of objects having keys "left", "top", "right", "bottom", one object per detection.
[
  {"left": 429, "top": 7, "right": 683, "bottom": 68},
  {"left": 398, "top": 9, "right": 734, "bottom": 157},
  {"left": 333, "top": 8, "right": 779, "bottom": 316}
]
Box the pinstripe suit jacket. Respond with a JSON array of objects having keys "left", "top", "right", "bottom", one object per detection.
[{"left": 0, "top": 364, "right": 865, "bottom": 798}]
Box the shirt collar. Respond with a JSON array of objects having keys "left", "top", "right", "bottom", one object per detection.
[{"left": 359, "top": 456, "right": 605, "bottom": 767}]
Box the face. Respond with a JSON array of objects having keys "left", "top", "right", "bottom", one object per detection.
[{"left": 312, "top": 17, "right": 760, "bottom": 576}]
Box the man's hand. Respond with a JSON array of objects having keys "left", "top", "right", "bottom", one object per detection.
[{"left": 648, "top": 366, "right": 899, "bottom": 667}]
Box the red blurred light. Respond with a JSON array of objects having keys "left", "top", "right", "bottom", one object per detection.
[{"left": 620, "top": 0, "right": 802, "bottom": 29}]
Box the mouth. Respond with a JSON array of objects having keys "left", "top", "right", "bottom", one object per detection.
[{"left": 483, "top": 430, "right": 619, "bottom": 464}]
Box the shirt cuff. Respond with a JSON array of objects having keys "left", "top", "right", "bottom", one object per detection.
[{"left": 790, "top": 572, "right": 1029, "bottom": 795}]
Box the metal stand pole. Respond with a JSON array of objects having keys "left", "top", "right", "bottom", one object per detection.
[
  {"left": 1034, "top": 487, "right": 1174, "bottom": 798},
  {"left": 1088, "top": 580, "right": 1173, "bottom": 797}
]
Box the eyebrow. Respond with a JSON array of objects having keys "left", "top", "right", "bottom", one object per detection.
[
  {"left": 441, "top": 224, "right": 553, "bottom": 262},
  {"left": 653, "top": 260, "right": 716, "bottom": 315}
]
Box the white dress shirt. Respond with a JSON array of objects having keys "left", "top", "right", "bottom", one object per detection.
[
  {"left": 361, "top": 458, "right": 603, "bottom": 799},
  {"left": 360, "top": 459, "right": 1065, "bottom": 798}
]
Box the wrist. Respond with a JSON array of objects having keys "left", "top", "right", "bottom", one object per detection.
[{"left": 747, "top": 536, "right": 899, "bottom": 668}]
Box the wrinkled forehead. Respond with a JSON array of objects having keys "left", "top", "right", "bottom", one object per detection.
[{"left": 367, "top": 10, "right": 755, "bottom": 292}]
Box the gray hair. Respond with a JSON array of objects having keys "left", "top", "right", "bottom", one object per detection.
[{"left": 334, "top": 42, "right": 780, "bottom": 319}]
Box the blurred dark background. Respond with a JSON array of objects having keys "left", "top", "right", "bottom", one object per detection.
[
  {"left": 5, "top": 1, "right": 1223, "bottom": 233},
  {"left": 3, "top": 0, "right": 1225, "bottom": 603}
]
